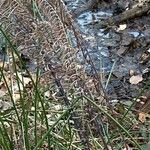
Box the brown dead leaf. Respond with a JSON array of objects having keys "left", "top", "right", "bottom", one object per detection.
[
  {"left": 139, "top": 112, "right": 149, "bottom": 123},
  {"left": 129, "top": 75, "right": 143, "bottom": 85},
  {"left": 139, "top": 112, "right": 146, "bottom": 123}
]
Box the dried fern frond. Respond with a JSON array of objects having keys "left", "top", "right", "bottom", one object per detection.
[
  {"left": 0, "top": 1, "right": 77, "bottom": 89},
  {"left": 0, "top": 0, "right": 107, "bottom": 149}
]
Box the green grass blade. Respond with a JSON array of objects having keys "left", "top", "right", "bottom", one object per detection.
[{"left": 84, "top": 95, "right": 142, "bottom": 150}]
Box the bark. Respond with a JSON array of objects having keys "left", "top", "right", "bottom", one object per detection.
[
  {"left": 106, "top": 3, "right": 150, "bottom": 25},
  {"left": 97, "top": 2, "right": 150, "bottom": 27}
]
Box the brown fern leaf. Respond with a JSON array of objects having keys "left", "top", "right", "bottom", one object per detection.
[
  {"left": 0, "top": 1, "right": 107, "bottom": 148},
  {"left": 0, "top": 0, "right": 78, "bottom": 88},
  {"left": 0, "top": 0, "right": 105, "bottom": 99}
]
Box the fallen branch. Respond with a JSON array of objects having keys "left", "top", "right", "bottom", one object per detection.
[{"left": 99, "top": 2, "right": 150, "bottom": 27}]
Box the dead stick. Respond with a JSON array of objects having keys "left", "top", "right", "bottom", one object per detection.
[{"left": 102, "top": 3, "right": 150, "bottom": 26}]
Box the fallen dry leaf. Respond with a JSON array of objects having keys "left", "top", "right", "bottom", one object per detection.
[
  {"left": 129, "top": 69, "right": 135, "bottom": 76},
  {"left": 117, "top": 24, "right": 127, "bottom": 31},
  {"left": 139, "top": 112, "right": 146, "bottom": 123},
  {"left": 139, "top": 112, "right": 149, "bottom": 123},
  {"left": 129, "top": 75, "right": 143, "bottom": 85}
]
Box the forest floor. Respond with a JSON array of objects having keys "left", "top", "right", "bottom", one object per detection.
[
  {"left": 0, "top": 0, "right": 150, "bottom": 149},
  {"left": 65, "top": 0, "right": 150, "bottom": 114}
]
